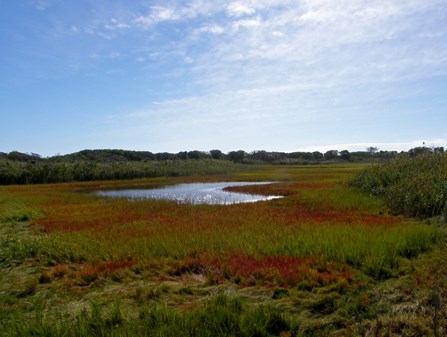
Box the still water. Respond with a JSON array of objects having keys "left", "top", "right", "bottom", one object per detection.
[{"left": 97, "top": 182, "right": 282, "bottom": 205}]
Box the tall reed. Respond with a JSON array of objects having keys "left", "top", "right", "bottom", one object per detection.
[{"left": 350, "top": 153, "right": 447, "bottom": 219}]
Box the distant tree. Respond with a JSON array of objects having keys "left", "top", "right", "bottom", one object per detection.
[
  {"left": 30, "top": 152, "right": 42, "bottom": 159},
  {"left": 155, "top": 152, "right": 175, "bottom": 161},
  {"left": 339, "top": 150, "right": 351, "bottom": 161},
  {"left": 250, "top": 150, "right": 272, "bottom": 162},
  {"left": 228, "top": 150, "right": 246, "bottom": 162},
  {"left": 187, "top": 150, "right": 209, "bottom": 160},
  {"left": 176, "top": 151, "right": 188, "bottom": 160},
  {"left": 350, "top": 151, "right": 370, "bottom": 160},
  {"left": 295, "top": 152, "right": 313, "bottom": 160},
  {"left": 209, "top": 149, "right": 225, "bottom": 160},
  {"left": 324, "top": 150, "right": 338, "bottom": 160},
  {"left": 434, "top": 146, "right": 445, "bottom": 154},
  {"left": 312, "top": 151, "right": 324, "bottom": 160},
  {"left": 377, "top": 150, "right": 397, "bottom": 160},
  {"left": 7, "top": 151, "right": 41, "bottom": 162},
  {"left": 366, "top": 147, "right": 379, "bottom": 156},
  {"left": 141, "top": 151, "right": 156, "bottom": 161},
  {"left": 408, "top": 146, "right": 431, "bottom": 157}
]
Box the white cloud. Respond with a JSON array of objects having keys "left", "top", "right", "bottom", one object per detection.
[
  {"left": 180, "top": 0, "right": 223, "bottom": 18},
  {"left": 198, "top": 24, "right": 225, "bottom": 35},
  {"left": 271, "top": 31, "right": 284, "bottom": 38},
  {"left": 44, "top": 0, "right": 447, "bottom": 152},
  {"left": 134, "top": 1, "right": 222, "bottom": 28},
  {"left": 227, "top": 2, "right": 256, "bottom": 17},
  {"left": 232, "top": 17, "right": 261, "bottom": 31},
  {"left": 33, "top": 0, "right": 51, "bottom": 11},
  {"left": 104, "top": 18, "right": 130, "bottom": 30},
  {"left": 134, "top": 6, "right": 180, "bottom": 27},
  {"left": 113, "top": 0, "right": 447, "bottom": 98}
]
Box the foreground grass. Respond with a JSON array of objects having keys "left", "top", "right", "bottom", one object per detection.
[{"left": 1, "top": 164, "right": 446, "bottom": 336}]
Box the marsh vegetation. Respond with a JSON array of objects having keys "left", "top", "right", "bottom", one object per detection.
[{"left": 1, "top": 157, "right": 446, "bottom": 336}]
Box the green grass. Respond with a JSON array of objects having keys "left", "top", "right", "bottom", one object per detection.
[{"left": 2, "top": 292, "right": 296, "bottom": 337}]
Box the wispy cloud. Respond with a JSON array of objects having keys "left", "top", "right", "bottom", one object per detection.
[
  {"left": 63, "top": 0, "right": 447, "bottom": 87},
  {"left": 197, "top": 24, "right": 225, "bottom": 35},
  {"left": 32, "top": 0, "right": 52, "bottom": 11},
  {"left": 92, "top": 0, "right": 446, "bottom": 151},
  {"left": 226, "top": 2, "right": 256, "bottom": 17},
  {"left": 134, "top": 6, "right": 180, "bottom": 26},
  {"left": 6, "top": 0, "right": 446, "bottom": 154},
  {"left": 104, "top": 18, "right": 130, "bottom": 31}
]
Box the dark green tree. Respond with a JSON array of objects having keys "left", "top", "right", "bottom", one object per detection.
[
  {"left": 228, "top": 150, "right": 246, "bottom": 162},
  {"left": 209, "top": 149, "right": 225, "bottom": 160},
  {"left": 324, "top": 150, "right": 338, "bottom": 160},
  {"left": 339, "top": 150, "right": 351, "bottom": 161}
]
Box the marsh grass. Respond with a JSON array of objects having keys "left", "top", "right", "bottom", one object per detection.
[
  {"left": 3, "top": 292, "right": 296, "bottom": 337},
  {"left": 30, "top": 213, "right": 441, "bottom": 282},
  {"left": 1, "top": 164, "right": 446, "bottom": 336}
]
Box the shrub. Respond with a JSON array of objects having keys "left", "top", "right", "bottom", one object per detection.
[{"left": 350, "top": 153, "right": 447, "bottom": 220}]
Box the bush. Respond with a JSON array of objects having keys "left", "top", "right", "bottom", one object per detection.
[{"left": 350, "top": 153, "right": 447, "bottom": 220}]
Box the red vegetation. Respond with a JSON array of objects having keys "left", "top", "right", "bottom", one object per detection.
[
  {"left": 82, "top": 259, "right": 135, "bottom": 275},
  {"left": 8, "top": 171, "right": 398, "bottom": 234},
  {"left": 34, "top": 184, "right": 399, "bottom": 233},
  {"left": 224, "top": 182, "right": 334, "bottom": 196},
  {"left": 176, "top": 254, "right": 353, "bottom": 288},
  {"left": 56, "top": 259, "right": 135, "bottom": 286}
]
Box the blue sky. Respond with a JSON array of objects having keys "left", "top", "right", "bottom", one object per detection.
[{"left": 1, "top": 0, "right": 447, "bottom": 157}]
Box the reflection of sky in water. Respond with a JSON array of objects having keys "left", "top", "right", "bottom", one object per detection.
[{"left": 97, "top": 182, "right": 282, "bottom": 205}]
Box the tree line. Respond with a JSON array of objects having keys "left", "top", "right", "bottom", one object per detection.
[
  {"left": 0, "top": 147, "right": 409, "bottom": 163},
  {"left": 0, "top": 146, "right": 444, "bottom": 185}
]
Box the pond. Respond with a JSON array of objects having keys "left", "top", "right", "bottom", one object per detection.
[{"left": 96, "top": 182, "right": 282, "bottom": 205}]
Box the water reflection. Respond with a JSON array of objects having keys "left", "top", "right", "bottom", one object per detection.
[{"left": 97, "top": 182, "right": 282, "bottom": 205}]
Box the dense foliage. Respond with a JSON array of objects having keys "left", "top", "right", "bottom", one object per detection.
[
  {"left": 350, "top": 152, "right": 447, "bottom": 220},
  {"left": 1, "top": 146, "right": 443, "bottom": 185},
  {"left": 2, "top": 148, "right": 401, "bottom": 164},
  {"left": 0, "top": 148, "right": 403, "bottom": 185},
  {"left": 0, "top": 159, "right": 245, "bottom": 185}
]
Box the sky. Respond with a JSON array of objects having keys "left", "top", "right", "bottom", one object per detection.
[{"left": 1, "top": 0, "right": 447, "bottom": 157}]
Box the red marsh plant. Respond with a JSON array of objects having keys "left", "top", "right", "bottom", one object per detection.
[
  {"left": 60, "top": 259, "right": 135, "bottom": 286},
  {"left": 175, "top": 254, "right": 353, "bottom": 288},
  {"left": 35, "top": 195, "right": 399, "bottom": 234}
]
